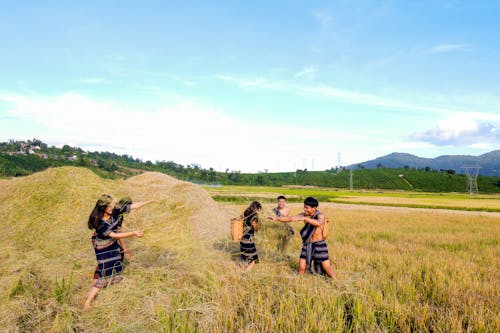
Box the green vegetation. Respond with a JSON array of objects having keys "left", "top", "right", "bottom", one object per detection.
[
  {"left": 2, "top": 139, "right": 499, "bottom": 193},
  {"left": 205, "top": 185, "right": 500, "bottom": 212},
  {"left": 0, "top": 167, "right": 498, "bottom": 331}
]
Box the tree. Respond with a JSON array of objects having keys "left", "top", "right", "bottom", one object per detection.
[{"left": 61, "top": 145, "right": 72, "bottom": 154}]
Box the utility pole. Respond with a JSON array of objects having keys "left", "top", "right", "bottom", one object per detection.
[{"left": 349, "top": 169, "right": 353, "bottom": 191}]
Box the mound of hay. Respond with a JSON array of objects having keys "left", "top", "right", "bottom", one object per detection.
[
  {"left": 124, "top": 172, "right": 237, "bottom": 241},
  {"left": 0, "top": 166, "right": 237, "bottom": 331}
]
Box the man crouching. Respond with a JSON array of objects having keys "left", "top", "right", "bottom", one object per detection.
[{"left": 268, "top": 196, "right": 337, "bottom": 280}]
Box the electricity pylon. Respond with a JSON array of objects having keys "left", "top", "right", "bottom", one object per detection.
[{"left": 461, "top": 165, "right": 480, "bottom": 195}]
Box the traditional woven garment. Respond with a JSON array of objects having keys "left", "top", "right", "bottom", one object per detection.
[
  {"left": 300, "top": 240, "right": 329, "bottom": 263},
  {"left": 240, "top": 212, "right": 259, "bottom": 263},
  {"left": 299, "top": 210, "right": 329, "bottom": 274},
  {"left": 92, "top": 217, "right": 124, "bottom": 288},
  {"left": 299, "top": 210, "right": 320, "bottom": 243}
]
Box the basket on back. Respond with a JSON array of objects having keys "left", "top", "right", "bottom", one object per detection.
[{"left": 230, "top": 217, "right": 244, "bottom": 241}]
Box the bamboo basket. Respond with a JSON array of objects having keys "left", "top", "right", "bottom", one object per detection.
[{"left": 230, "top": 217, "right": 244, "bottom": 241}]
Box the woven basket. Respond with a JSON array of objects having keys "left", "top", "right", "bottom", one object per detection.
[{"left": 230, "top": 217, "right": 244, "bottom": 241}]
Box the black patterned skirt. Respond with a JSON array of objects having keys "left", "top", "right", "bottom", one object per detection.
[
  {"left": 240, "top": 231, "right": 258, "bottom": 263},
  {"left": 92, "top": 234, "right": 123, "bottom": 288}
]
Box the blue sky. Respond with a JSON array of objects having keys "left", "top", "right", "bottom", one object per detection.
[{"left": 1, "top": 1, "right": 499, "bottom": 172}]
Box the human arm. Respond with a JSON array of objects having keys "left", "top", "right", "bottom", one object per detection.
[
  {"left": 118, "top": 238, "right": 131, "bottom": 259},
  {"left": 303, "top": 213, "right": 325, "bottom": 227},
  {"left": 268, "top": 213, "right": 305, "bottom": 223},
  {"left": 130, "top": 201, "right": 151, "bottom": 210},
  {"left": 109, "top": 230, "right": 143, "bottom": 239},
  {"left": 251, "top": 220, "right": 259, "bottom": 231}
]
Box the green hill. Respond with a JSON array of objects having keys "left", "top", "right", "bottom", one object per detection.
[
  {"left": 352, "top": 150, "right": 500, "bottom": 177},
  {"left": 1, "top": 139, "right": 499, "bottom": 193}
]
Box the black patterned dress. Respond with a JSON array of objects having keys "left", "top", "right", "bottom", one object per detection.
[
  {"left": 240, "top": 213, "right": 259, "bottom": 263},
  {"left": 92, "top": 217, "right": 124, "bottom": 288}
]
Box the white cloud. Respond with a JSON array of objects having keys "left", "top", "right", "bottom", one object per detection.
[
  {"left": 410, "top": 113, "right": 499, "bottom": 146},
  {"left": 426, "top": 43, "right": 472, "bottom": 54},
  {"left": 216, "top": 74, "right": 462, "bottom": 115},
  {"left": 294, "top": 66, "right": 317, "bottom": 79},
  {"left": 0, "top": 92, "right": 360, "bottom": 172}
]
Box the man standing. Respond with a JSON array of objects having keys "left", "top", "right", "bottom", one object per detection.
[
  {"left": 269, "top": 197, "right": 337, "bottom": 280},
  {"left": 272, "top": 195, "right": 295, "bottom": 253}
]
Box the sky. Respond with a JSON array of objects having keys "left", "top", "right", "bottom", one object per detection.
[{"left": 1, "top": 0, "right": 499, "bottom": 172}]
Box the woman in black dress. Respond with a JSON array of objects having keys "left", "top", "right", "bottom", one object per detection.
[{"left": 240, "top": 201, "right": 262, "bottom": 271}]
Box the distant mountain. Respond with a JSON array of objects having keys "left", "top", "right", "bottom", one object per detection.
[{"left": 349, "top": 150, "right": 500, "bottom": 177}]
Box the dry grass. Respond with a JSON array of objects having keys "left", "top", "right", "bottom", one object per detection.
[{"left": 0, "top": 167, "right": 498, "bottom": 332}]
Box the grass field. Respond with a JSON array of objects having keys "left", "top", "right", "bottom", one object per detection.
[
  {"left": 0, "top": 168, "right": 498, "bottom": 332},
  {"left": 204, "top": 185, "right": 500, "bottom": 212}
]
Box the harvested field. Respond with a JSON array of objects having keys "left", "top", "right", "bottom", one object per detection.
[{"left": 0, "top": 167, "right": 498, "bottom": 332}]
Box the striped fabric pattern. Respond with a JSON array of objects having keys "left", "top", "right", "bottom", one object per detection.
[
  {"left": 239, "top": 214, "right": 259, "bottom": 263},
  {"left": 92, "top": 218, "right": 124, "bottom": 288},
  {"left": 300, "top": 240, "right": 329, "bottom": 262}
]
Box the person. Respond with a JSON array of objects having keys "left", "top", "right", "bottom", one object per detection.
[
  {"left": 268, "top": 196, "right": 337, "bottom": 280},
  {"left": 240, "top": 201, "right": 262, "bottom": 272},
  {"left": 272, "top": 195, "right": 294, "bottom": 252},
  {"left": 84, "top": 194, "right": 144, "bottom": 309}
]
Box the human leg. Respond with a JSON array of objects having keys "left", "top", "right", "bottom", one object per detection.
[
  {"left": 245, "top": 260, "right": 257, "bottom": 271},
  {"left": 299, "top": 242, "right": 314, "bottom": 274},
  {"left": 298, "top": 258, "right": 307, "bottom": 274},
  {"left": 310, "top": 240, "right": 337, "bottom": 280},
  {"left": 320, "top": 260, "right": 337, "bottom": 280},
  {"left": 83, "top": 286, "right": 100, "bottom": 309}
]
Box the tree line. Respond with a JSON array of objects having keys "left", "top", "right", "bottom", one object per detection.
[{"left": 1, "top": 139, "right": 499, "bottom": 193}]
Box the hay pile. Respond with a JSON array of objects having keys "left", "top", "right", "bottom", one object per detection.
[
  {"left": 0, "top": 166, "right": 238, "bottom": 331},
  {"left": 124, "top": 171, "right": 237, "bottom": 241}
]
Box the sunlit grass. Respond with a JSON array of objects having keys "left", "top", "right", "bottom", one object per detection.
[{"left": 0, "top": 167, "right": 498, "bottom": 331}]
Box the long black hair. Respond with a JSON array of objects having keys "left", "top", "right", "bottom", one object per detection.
[
  {"left": 243, "top": 201, "right": 262, "bottom": 220},
  {"left": 88, "top": 194, "right": 113, "bottom": 230}
]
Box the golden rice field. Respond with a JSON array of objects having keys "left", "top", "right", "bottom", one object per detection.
[
  {"left": 205, "top": 185, "right": 500, "bottom": 212},
  {"left": 0, "top": 167, "right": 498, "bottom": 332}
]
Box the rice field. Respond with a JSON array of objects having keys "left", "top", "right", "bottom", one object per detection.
[
  {"left": 205, "top": 185, "right": 500, "bottom": 212},
  {"left": 0, "top": 167, "right": 498, "bottom": 332}
]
